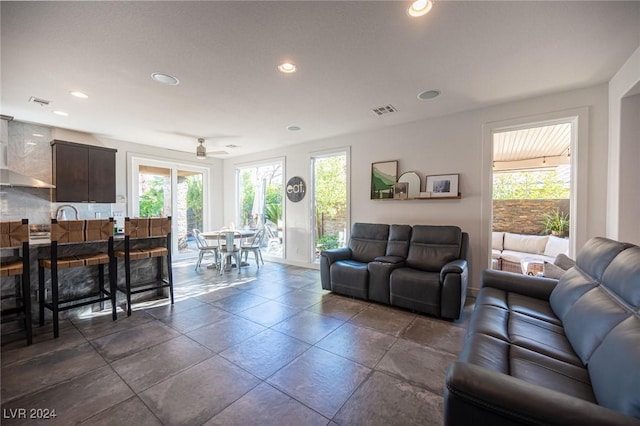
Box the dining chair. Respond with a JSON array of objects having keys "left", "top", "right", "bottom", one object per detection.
[
  {"left": 240, "top": 227, "right": 266, "bottom": 268},
  {"left": 217, "top": 230, "right": 242, "bottom": 274},
  {"left": 193, "top": 229, "right": 219, "bottom": 270}
]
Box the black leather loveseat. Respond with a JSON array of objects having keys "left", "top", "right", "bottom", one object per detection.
[
  {"left": 320, "top": 222, "right": 469, "bottom": 320},
  {"left": 444, "top": 237, "right": 640, "bottom": 425}
]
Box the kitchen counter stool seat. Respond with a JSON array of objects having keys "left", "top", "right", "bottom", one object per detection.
[
  {"left": 115, "top": 217, "right": 173, "bottom": 316},
  {"left": 38, "top": 219, "right": 117, "bottom": 338},
  {"left": 0, "top": 219, "right": 33, "bottom": 345}
]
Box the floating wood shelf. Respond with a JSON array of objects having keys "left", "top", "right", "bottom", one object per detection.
[{"left": 374, "top": 193, "right": 462, "bottom": 200}]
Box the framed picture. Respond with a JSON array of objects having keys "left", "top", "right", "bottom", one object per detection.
[
  {"left": 425, "top": 174, "right": 459, "bottom": 197},
  {"left": 371, "top": 160, "right": 398, "bottom": 199},
  {"left": 393, "top": 182, "right": 408, "bottom": 199}
]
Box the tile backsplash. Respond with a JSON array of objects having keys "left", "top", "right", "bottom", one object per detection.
[{"left": 1, "top": 121, "right": 113, "bottom": 225}]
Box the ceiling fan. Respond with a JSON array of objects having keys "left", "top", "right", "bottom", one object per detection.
[{"left": 195, "top": 137, "right": 230, "bottom": 159}]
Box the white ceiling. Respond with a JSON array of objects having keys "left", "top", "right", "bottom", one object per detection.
[{"left": 1, "top": 1, "right": 639, "bottom": 158}]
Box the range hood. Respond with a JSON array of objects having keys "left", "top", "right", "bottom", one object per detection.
[{"left": 0, "top": 117, "right": 55, "bottom": 188}]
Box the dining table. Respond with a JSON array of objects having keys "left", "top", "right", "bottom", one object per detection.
[{"left": 199, "top": 229, "right": 257, "bottom": 270}]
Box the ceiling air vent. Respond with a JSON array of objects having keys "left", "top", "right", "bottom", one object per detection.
[
  {"left": 371, "top": 104, "right": 397, "bottom": 116},
  {"left": 28, "top": 96, "right": 51, "bottom": 106}
]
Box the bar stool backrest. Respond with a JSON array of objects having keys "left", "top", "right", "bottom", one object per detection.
[
  {"left": 50, "top": 219, "right": 113, "bottom": 242},
  {"left": 124, "top": 217, "right": 171, "bottom": 238},
  {"left": 0, "top": 220, "right": 29, "bottom": 248}
]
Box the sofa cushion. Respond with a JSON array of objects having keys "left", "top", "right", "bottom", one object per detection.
[
  {"left": 348, "top": 223, "right": 389, "bottom": 263},
  {"left": 544, "top": 235, "right": 569, "bottom": 258},
  {"left": 542, "top": 261, "right": 567, "bottom": 279},
  {"left": 554, "top": 253, "right": 576, "bottom": 270},
  {"left": 492, "top": 232, "right": 504, "bottom": 251},
  {"left": 562, "top": 287, "right": 630, "bottom": 364},
  {"left": 588, "top": 316, "right": 640, "bottom": 418},
  {"left": 385, "top": 224, "right": 412, "bottom": 258},
  {"left": 330, "top": 260, "right": 369, "bottom": 299},
  {"left": 504, "top": 232, "right": 548, "bottom": 254},
  {"left": 405, "top": 225, "right": 461, "bottom": 272},
  {"left": 500, "top": 250, "right": 553, "bottom": 264}
]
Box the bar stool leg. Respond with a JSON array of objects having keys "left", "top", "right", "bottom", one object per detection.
[
  {"left": 109, "top": 259, "right": 117, "bottom": 321},
  {"left": 38, "top": 266, "right": 45, "bottom": 327},
  {"left": 125, "top": 254, "right": 132, "bottom": 316},
  {"left": 98, "top": 265, "right": 105, "bottom": 311},
  {"left": 51, "top": 265, "right": 59, "bottom": 339},
  {"left": 22, "top": 272, "right": 32, "bottom": 346}
]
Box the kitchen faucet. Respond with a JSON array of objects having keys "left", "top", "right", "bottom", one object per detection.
[{"left": 55, "top": 204, "right": 79, "bottom": 220}]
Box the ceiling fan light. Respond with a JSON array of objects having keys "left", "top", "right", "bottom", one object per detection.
[{"left": 196, "top": 138, "right": 207, "bottom": 159}]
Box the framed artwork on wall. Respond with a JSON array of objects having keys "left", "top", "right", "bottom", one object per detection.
[
  {"left": 371, "top": 160, "right": 398, "bottom": 199},
  {"left": 425, "top": 174, "right": 459, "bottom": 197},
  {"left": 393, "top": 182, "right": 408, "bottom": 199}
]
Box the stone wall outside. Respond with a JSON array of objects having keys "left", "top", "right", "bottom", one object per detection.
[{"left": 493, "top": 199, "right": 570, "bottom": 235}]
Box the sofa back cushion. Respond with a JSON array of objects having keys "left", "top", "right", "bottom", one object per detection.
[
  {"left": 492, "top": 232, "right": 504, "bottom": 251},
  {"left": 543, "top": 235, "right": 569, "bottom": 258},
  {"left": 570, "top": 246, "right": 640, "bottom": 417},
  {"left": 588, "top": 316, "right": 640, "bottom": 418},
  {"left": 549, "top": 237, "right": 628, "bottom": 321},
  {"left": 503, "top": 232, "right": 548, "bottom": 254},
  {"left": 385, "top": 224, "right": 412, "bottom": 258},
  {"left": 349, "top": 223, "right": 390, "bottom": 263},
  {"left": 405, "top": 225, "right": 462, "bottom": 272},
  {"left": 550, "top": 240, "right": 640, "bottom": 416}
]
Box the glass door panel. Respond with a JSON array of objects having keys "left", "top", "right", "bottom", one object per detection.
[
  {"left": 237, "top": 161, "right": 284, "bottom": 258},
  {"left": 311, "top": 152, "right": 348, "bottom": 262}
]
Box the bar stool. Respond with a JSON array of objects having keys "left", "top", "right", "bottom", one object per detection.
[
  {"left": 0, "top": 219, "right": 32, "bottom": 345},
  {"left": 115, "top": 217, "right": 173, "bottom": 316},
  {"left": 39, "top": 219, "right": 117, "bottom": 338}
]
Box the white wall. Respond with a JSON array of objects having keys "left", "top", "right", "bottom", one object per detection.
[
  {"left": 607, "top": 44, "right": 640, "bottom": 244},
  {"left": 224, "top": 84, "right": 610, "bottom": 291}
]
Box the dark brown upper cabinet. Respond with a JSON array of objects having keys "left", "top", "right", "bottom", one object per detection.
[{"left": 51, "top": 140, "right": 117, "bottom": 203}]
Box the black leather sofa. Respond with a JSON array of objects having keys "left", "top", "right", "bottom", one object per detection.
[
  {"left": 444, "top": 237, "right": 640, "bottom": 425},
  {"left": 320, "top": 222, "right": 469, "bottom": 320}
]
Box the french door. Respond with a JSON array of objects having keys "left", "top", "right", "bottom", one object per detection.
[{"left": 129, "top": 155, "right": 209, "bottom": 259}]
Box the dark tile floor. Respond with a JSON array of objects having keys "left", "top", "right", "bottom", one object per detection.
[{"left": 1, "top": 260, "right": 473, "bottom": 425}]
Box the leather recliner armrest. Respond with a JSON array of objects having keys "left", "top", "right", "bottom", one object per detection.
[
  {"left": 440, "top": 259, "right": 467, "bottom": 281},
  {"left": 481, "top": 269, "right": 557, "bottom": 301},
  {"left": 320, "top": 247, "right": 352, "bottom": 264},
  {"left": 445, "top": 362, "right": 639, "bottom": 426}
]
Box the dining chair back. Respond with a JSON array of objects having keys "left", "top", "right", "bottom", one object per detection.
[
  {"left": 193, "top": 229, "right": 219, "bottom": 270},
  {"left": 241, "top": 227, "right": 266, "bottom": 268}
]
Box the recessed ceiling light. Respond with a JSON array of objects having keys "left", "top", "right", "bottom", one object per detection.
[
  {"left": 286, "top": 125, "right": 301, "bottom": 131},
  {"left": 53, "top": 110, "right": 68, "bottom": 116},
  {"left": 151, "top": 72, "right": 180, "bottom": 85},
  {"left": 407, "top": 0, "right": 433, "bottom": 17},
  {"left": 70, "top": 91, "right": 89, "bottom": 99},
  {"left": 32, "top": 133, "right": 44, "bottom": 138},
  {"left": 278, "top": 62, "right": 296, "bottom": 73},
  {"left": 26, "top": 140, "right": 37, "bottom": 146},
  {"left": 417, "top": 90, "right": 440, "bottom": 100}
]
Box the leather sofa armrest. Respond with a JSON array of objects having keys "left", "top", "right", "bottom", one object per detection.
[
  {"left": 481, "top": 269, "right": 557, "bottom": 301},
  {"left": 440, "top": 259, "right": 467, "bottom": 281},
  {"left": 321, "top": 247, "right": 352, "bottom": 264},
  {"left": 373, "top": 255, "right": 405, "bottom": 264},
  {"left": 320, "top": 248, "right": 352, "bottom": 290},
  {"left": 445, "top": 362, "right": 639, "bottom": 426}
]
